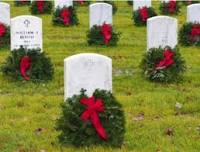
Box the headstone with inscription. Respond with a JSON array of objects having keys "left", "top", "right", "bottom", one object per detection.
[
  {"left": 147, "top": 16, "right": 177, "bottom": 50},
  {"left": 89, "top": 3, "right": 112, "bottom": 28},
  {"left": 0, "top": 2, "right": 10, "bottom": 25},
  {"left": 54, "top": 0, "right": 73, "bottom": 8},
  {"left": 133, "top": 0, "right": 151, "bottom": 11},
  {"left": 11, "top": 15, "right": 42, "bottom": 51},
  {"left": 187, "top": 4, "right": 200, "bottom": 23},
  {"left": 64, "top": 53, "right": 112, "bottom": 100}
]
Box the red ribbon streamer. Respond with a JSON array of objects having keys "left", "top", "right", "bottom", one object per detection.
[
  {"left": 0, "top": 23, "right": 6, "bottom": 37},
  {"left": 60, "top": 8, "right": 71, "bottom": 25},
  {"left": 80, "top": 96, "right": 108, "bottom": 140},
  {"left": 36, "top": 0, "right": 45, "bottom": 13},
  {"left": 101, "top": 23, "right": 112, "bottom": 45},
  {"left": 190, "top": 24, "right": 200, "bottom": 41},
  {"left": 139, "top": 7, "right": 149, "bottom": 22},
  {"left": 20, "top": 56, "right": 31, "bottom": 81},
  {"left": 156, "top": 49, "right": 175, "bottom": 70},
  {"left": 168, "top": 0, "right": 176, "bottom": 13}
]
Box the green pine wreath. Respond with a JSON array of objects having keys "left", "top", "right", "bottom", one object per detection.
[
  {"left": 1, "top": 47, "right": 54, "bottom": 82},
  {"left": 160, "top": 1, "right": 180, "bottom": 15},
  {"left": 52, "top": 6, "right": 79, "bottom": 26},
  {"left": 14, "top": 0, "right": 30, "bottom": 6},
  {"left": 140, "top": 46, "right": 186, "bottom": 83},
  {"left": 87, "top": 25, "right": 120, "bottom": 46},
  {"left": 133, "top": 7, "right": 157, "bottom": 26},
  {"left": 30, "top": 1, "right": 52, "bottom": 14},
  {"left": 179, "top": 22, "right": 200, "bottom": 46},
  {"left": 0, "top": 23, "right": 10, "bottom": 50},
  {"left": 56, "top": 89, "right": 125, "bottom": 147}
]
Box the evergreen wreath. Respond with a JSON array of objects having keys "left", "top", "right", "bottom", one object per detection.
[
  {"left": 74, "top": 0, "right": 90, "bottom": 6},
  {"left": 160, "top": 0, "right": 180, "bottom": 15},
  {"left": 0, "top": 22, "right": 10, "bottom": 49},
  {"left": 56, "top": 89, "right": 125, "bottom": 147},
  {"left": 179, "top": 22, "right": 200, "bottom": 46},
  {"left": 133, "top": 7, "right": 157, "bottom": 26},
  {"left": 52, "top": 6, "right": 79, "bottom": 26},
  {"left": 14, "top": 0, "right": 30, "bottom": 6},
  {"left": 87, "top": 23, "right": 120, "bottom": 46},
  {"left": 30, "top": 0, "right": 53, "bottom": 14},
  {"left": 1, "top": 46, "right": 54, "bottom": 82},
  {"left": 140, "top": 46, "right": 186, "bottom": 83}
]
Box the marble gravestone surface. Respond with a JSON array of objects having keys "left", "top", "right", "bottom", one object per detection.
[
  {"left": 133, "top": 0, "right": 151, "bottom": 11},
  {"left": 11, "top": 15, "right": 43, "bottom": 51},
  {"left": 147, "top": 16, "right": 177, "bottom": 50},
  {"left": 89, "top": 3, "right": 112, "bottom": 28},
  {"left": 54, "top": 0, "right": 73, "bottom": 8},
  {"left": 187, "top": 4, "right": 200, "bottom": 23},
  {"left": 64, "top": 53, "right": 112, "bottom": 100},
  {"left": 0, "top": 2, "right": 10, "bottom": 26}
]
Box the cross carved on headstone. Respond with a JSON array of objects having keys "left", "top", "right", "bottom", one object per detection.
[{"left": 24, "top": 19, "right": 30, "bottom": 28}]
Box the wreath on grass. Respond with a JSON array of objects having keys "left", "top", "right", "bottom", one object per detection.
[
  {"left": 140, "top": 46, "right": 186, "bottom": 83},
  {"left": 30, "top": 0, "right": 53, "bottom": 14},
  {"left": 1, "top": 46, "right": 54, "bottom": 82},
  {"left": 160, "top": 0, "right": 180, "bottom": 15},
  {"left": 56, "top": 89, "right": 125, "bottom": 147},
  {"left": 14, "top": 0, "right": 30, "bottom": 6},
  {"left": 179, "top": 22, "right": 200, "bottom": 46},
  {"left": 74, "top": 0, "right": 90, "bottom": 6},
  {"left": 0, "top": 22, "right": 10, "bottom": 49},
  {"left": 52, "top": 6, "right": 79, "bottom": 26},
  {"left": 87, "top": 23, "right": 120, "bottom": 46},
  {"left": 133, "top": 7, "right": 157, "bottom": 26}
]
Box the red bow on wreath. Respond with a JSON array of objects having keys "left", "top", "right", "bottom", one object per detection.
[
  {"left": 0, "top": 23, "right": 6, "bottom": 37},
  {"left": 101, "top": 23, "right": 112, "bottom": 45},
  {"left": 80, "top": 96, "right": 108, "bottom": 140},
  {"left": 168, "top": 0, "right": 176, "bottom": 13},
  {"left": 156, "top": 49, "right": 175, "bottom": 70},
  {"left": 36, "top": 0, "right": 45, "bottom": 13},
  {"left": 190, "top": 25, "right": 200, "bottom": 41},
  {"left": 78, "top": 0, "right": 84, "bottom": 5},
  {"left": 139, "top": 7, "right": 149, "bottom": 22},
  {"left": 60, "top": 8, "right": 71, "bottom": 25},
  {"left": 20, "top": 56, "right": 31, "bottom": 81}
]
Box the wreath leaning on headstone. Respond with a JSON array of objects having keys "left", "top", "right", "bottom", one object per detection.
[
  {"left": 179, "top": 22, "right": 200, "bottom": 46},
  {"left": 87, "top": 23, "right": 120, "bottom": 46},
  {"left": 133, "top": 7, "right": 157, "bottom": 26},
  {"left": 52, "top": 6, "right": 79, "bottom": 26},
  {"left": 160, "top": 0, "right": 180, "bottom": 15},
  {"left": 14, "top": 0, "right": 30, "bottom": 6},
  {"left": 1, "top": 46, "right": 54, "bottom": 82},
  {"left": 140, "top": 46, "right": 186, "bottom": 83},
  {"left": 56, "top": 89, "right": 125, "bottom": 147},
  {"left": 30, "top": 0, "right": 53, "bottom": 14},
  {"left": 0, "top": 22, "right": 10, "bottom": 49}
]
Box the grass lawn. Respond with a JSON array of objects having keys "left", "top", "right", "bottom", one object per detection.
[{"left": 0, "top": 1, "right": 200, "bottom": 152}]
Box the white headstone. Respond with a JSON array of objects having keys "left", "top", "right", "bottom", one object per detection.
[
  {"left": 0, "top": 2, "right": 10, "bottom": 26},
  {"left": 54, "top": 0, "right": 73, "bottom": 8},
  {"left": 89, "top": 3, "right": 112, "bottom": 28},
  {"left": 133, "top": 0, "right": 151, "bottom": 11},
  {"left": 147, "top": 16, "right": 177, "bottom": 50},
  {"left": 64, "top": 53, "right": 112, "bottom": 100},
  {"left": 11, "top": 15, "right": 43, "bottom": 51},
  {"left": 187, "top": 4, "right": 200, "bottom": 23}
]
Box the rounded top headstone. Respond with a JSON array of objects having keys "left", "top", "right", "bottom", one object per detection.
[
  {"left": 0, "top": 2, "right": 10, "bottom": 26},
  {"left": 187, "top": 4, "right": 200, "bottom": 23}
]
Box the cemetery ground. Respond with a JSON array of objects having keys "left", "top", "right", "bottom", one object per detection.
[{"left": 0, "top": 1, "right": 200, "bottom": 152}]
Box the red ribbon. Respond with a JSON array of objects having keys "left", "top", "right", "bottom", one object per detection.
[
  {"left": 101, "top": 23, "right": 112, "bottom": 45},
  {"left": 156, "top": 49, "right": 175, "bottom": 70},
  {"left": 20, "top": 56, "right": 31, "bottom": 81},
  {"left": 190, "top": 24, "right": 200, "bottom": 41},
  {"left": 80, "top": 96, "right": 108, "bottom": 140},
  {"left": 78, "top": 0, "right": 85, "bottom": 5},
  {"left": 139, "top": 7, "right": 149, "bottom": 22},
  {"left": 168, "top": 0, "right": 176, "bottom": 13},
  {"left": 36, "top": 0, "right": 45, "bottom": 13},
  {"left": 60, "top": 8, "right": 71, "bottom": 25},
  {"left": 0, "top": 23, "right": 6, "bottom": 37}
]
